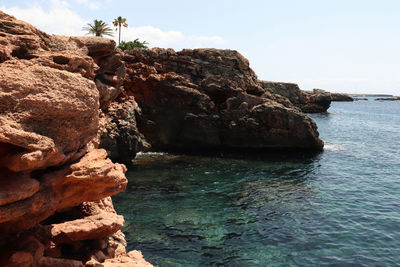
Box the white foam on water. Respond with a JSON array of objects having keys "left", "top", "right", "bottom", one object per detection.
[
  {"left": 136, "top": 151, "right": 167, "bottom": 156},
  {"left": 324, "top": 144, "right": 346, "bottom": 151},
  {"left": 135, "top": 151, "right": 169, "bottom": 160}
]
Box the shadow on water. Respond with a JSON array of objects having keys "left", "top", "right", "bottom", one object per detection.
[
  {"left": 132, "top": 148, "right": 322, "bottom": 168},
  {"left": 308, "top": 111, "right": 333, "bottom": 118}
]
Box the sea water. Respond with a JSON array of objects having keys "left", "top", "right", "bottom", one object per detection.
[{"left": 113, "top": 98, "right": 400, "bottom": 266}]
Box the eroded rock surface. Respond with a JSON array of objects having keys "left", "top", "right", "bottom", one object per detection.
[
  {"left": 123, "top": 48, "right": 323, "bottom": 151},
  {"left": 0, "top": 60, "right": 99, "bottom": 172},
  {"left": 260, "top": 81, "right": 332, "bottom": 113},
  {"left": 0, "top": 149, "right": 127, "bottom": 234},
  {"left": 0, "top": 11, "right": 152, "bottom": 267},
  {"left": 100, "top": 96, "right": 150, "bottom": 166}
]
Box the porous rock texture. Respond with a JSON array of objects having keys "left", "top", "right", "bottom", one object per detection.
[
  {"left": 0, "top": 11, "right": 151, "bottom": 267},
  {"left": 260, "top": 81, "right": 333, "bottom": 113},
  {"left": 123, "top": 48, "right": 324, "bottom": 151}
]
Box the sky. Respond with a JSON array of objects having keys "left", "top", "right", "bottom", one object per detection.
[{"left": 1, "top": 0, "right": 399, "bottom": 95}]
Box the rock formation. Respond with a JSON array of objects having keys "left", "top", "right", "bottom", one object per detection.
[
  {"left": 260, "top": 82, "right": 332, "bottom": 113},
  {"left": 330, "top": 92, "right": 354, "bottom": 102},
  {"left": 0, "top": 9, "right": 328, "bottom": 266},
  {"left": 122, "top": 48, "right": 324, "bottom": 151},
  {"left": 0, "top": 11, "right": 151, "bottom": 266},
  {"left": 375, "top": 97, "right": 400, "bottom": 101},
  {"left": 99, "top": 96, "right": 150, "bottom": 166},
  {"left": 261, "top": 81, "right": 354, "bottom": 108}
]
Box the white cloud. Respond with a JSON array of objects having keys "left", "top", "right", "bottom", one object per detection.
[
  {"left": 49, "top": 0, "right": 70, "bottom": 9},
  {"left": 74, "top": 0, "right": 100, "bottom": 10},
  {"left": 1, "top": 3, "right": 227, "bottom": 50},
  {"left": 1, "top": 2, "right": 87, "bottom": 36},
  {"left": 120, "top": 26, "right": 227, "bottom": 50}
]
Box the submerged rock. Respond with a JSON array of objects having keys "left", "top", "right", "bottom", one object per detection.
[{"left": 123, "top": 48, "right": 324, "bottom": 151}]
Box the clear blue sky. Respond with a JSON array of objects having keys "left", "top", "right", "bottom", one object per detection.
[{"left": 1, "top": 0, "right": 400, "bottom": 95}]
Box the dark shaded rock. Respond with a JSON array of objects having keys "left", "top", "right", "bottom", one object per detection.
[
  {"left": 99, "top": 96, "right": 150, "bottom": 165},
  {"left": 375, "top": 97, "right": 400, "bottom": 101},
  {"left": 330, "top": 92, "right": 354, "bottom": 102},
  {"left": 123, "top": 48, "right": 323, "bottom": 151},
  {"left": 304, "top": 89, "right": 332, "bottom": 113}
]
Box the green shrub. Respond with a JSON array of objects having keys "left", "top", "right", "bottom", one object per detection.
[{"left": 118, "top": 39, "right": 149, "bottom": 51}]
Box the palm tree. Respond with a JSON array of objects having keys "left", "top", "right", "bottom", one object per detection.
[
  {"left": 83, "top": 19, "right": 114, "bottom": 37},
  {"left": 112, "top": 16, "right": 128, "bottom": 45}
]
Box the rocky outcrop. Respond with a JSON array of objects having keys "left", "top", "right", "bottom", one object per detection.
[
  {"left": 0, "top": 9, "right": 328, "bottom": 266},
  {"left": 0, "top": 149, "right": 127, "bottom": 234},
  {"left": 375, "top": 97, "right": 400, "bottom": 101},
  {"left": 330, "top": 92, "right": 354, "bottom": 102},
  {"left": 260, "top": 81, "right": 332, "bottom": 113},
  {"left": 122, "top": 48, "right": 323, "bottom": 151},
  {"left": 0, "top": 11, "right": 151, "bottom": 266}
]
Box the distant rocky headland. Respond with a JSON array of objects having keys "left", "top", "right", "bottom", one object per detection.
[
  {"left": 350, "top": 94, "right": 394, "bottom": 97},
  {"left": 0, "top": 10, "right": 359, "bottom": 266},
  {"left": 375, "top": 97, "right": 400, "bottom": 101},
  {"left": 348, "top": 94, "right": 399, "bottom": 101}
]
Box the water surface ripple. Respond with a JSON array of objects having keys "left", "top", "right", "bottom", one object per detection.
[{"left": 113, "top": 99, "right": 400, "bottom": 266}]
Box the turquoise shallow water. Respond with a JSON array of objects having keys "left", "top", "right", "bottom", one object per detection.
[{"left": 113, "top": 99, "right": 400, "bottom": 266}]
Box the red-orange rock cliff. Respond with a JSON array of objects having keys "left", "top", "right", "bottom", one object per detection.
[{"left": 0, "top": 11, "right": 152, "bottom": 267}]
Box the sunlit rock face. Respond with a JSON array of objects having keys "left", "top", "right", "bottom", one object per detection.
[
  {"left": 260, "top": 81, "right": 333, "bottom": 113},
  {"left": 0, "top": 11, "right": 152, "bottom": 267}
]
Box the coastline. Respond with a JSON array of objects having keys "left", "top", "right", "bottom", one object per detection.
[
  {"left": 1, "top": 9, "right": 398, "bottom": 267},
  {"left": 0, "top": 11, "right": 325, "bottom": 266}
]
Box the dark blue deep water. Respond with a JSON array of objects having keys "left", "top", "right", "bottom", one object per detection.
[{"left": 113, "top": 99, "right": 400, "bottom": 266}]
